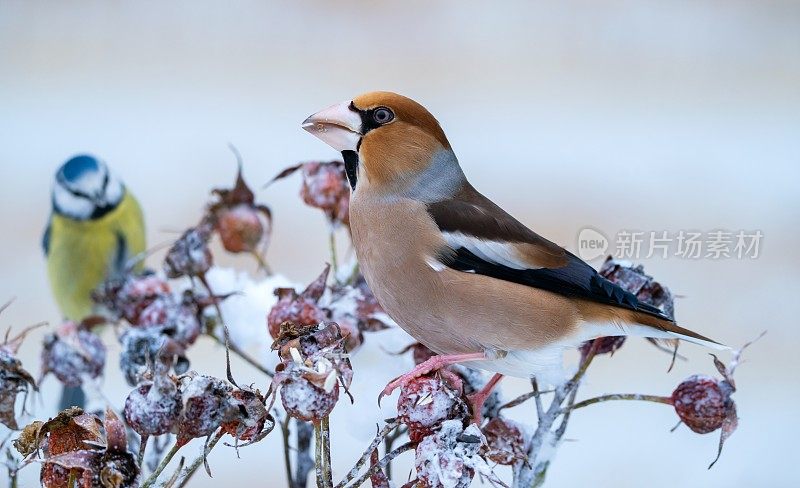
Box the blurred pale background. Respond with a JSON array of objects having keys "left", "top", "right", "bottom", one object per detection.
[{"left": 1, "top": 1, "right": 798, "bottom": 486}]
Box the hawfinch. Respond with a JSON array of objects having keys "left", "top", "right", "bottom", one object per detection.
[{"left": 302, "top": 92, "right": 722, "bottom": 413}]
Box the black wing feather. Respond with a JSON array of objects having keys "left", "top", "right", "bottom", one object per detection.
[
  {"left": 42, "top": 220, "right": 52, "bottom": 256},
  {"left": 440, "top": 247, "right": 672, "bottom": 321}
]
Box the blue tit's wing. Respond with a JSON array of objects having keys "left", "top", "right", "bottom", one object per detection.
[
  {"left": 111, "top": 231, "right": 128, "bottom": 278},
  {"left": 42, "top": 218, "right": 52, "bottom": 256}
]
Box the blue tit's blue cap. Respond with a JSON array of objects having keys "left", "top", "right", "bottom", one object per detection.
[{"left": 60, "top": 154, "right": 101, "bottom": 183}]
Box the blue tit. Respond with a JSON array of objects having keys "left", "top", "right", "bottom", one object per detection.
[{"left": 43, "top": 154, "right": 146, "bottom": 322}]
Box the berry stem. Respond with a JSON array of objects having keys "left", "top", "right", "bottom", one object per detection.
[
  {"left": 141, "top": 443, "right": 180, "bottom": 488},
  {"left": 343, "top": 442, "right": 415, "bottom": 488},
  {"left": 563, "top": 394, "right": 673, "bottom": 413},
  {"left": 334, "top": 419, "right": 401, "bottom": 488}
]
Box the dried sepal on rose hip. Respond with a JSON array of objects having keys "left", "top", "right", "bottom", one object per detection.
[
  {"left": 272, "top": 322, "right": 353, "bottom": 423},
  {"left": 270, "top": 161, "right": 350, "bottom": 227},
  {"left": 414, "top": 420, "right": 502, "bottom": 488},
  {"left": 397, "top": 373, "right": 468, "bottom": 443},
  {"left": 0, "top": 321, "right": 39, "bottom": 430},
  {"left": 40, "top": 319, "right": 106, "bottom": 388},
  {"left": 207, "top": 153, "right": 273, "bottom": 260},
  {"left": 267, "top": 265, "right": 330, "bottom": 339},
  {"left": 40, "top": 409, "right": 139, "bottom": 488}
]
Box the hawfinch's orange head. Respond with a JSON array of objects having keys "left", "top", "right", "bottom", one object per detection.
[{"left": 302, "top": 92, "right": 455, "bottom": 191}]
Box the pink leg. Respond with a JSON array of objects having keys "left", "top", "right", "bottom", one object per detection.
[
  {"left": 467, "top": 373, "right": 504, "bottom": 425},
  {"left": 380, "top": 352, "right": 485, "bottom": 402}
]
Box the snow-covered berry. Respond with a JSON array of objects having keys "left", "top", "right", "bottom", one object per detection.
[
  {"left": 482, "top": 418, "right": 525, "bottom": 465},
  {"left": 300, "top": 161, "right": 350, "bottom": 226},
  {"left": 415, "top": 421, "right": 489, "bottom": 488},
  {"left": 267, "top": 289, "right": 326, "bottom": 339},
  {"left": 163, "top": 224, "right": 213, "bottom": 279},
  {"left": 174, "top": 374, "right": 234, "bottom": 446},
  {"left": 124, "top": 379, "right": 182, "bottom": 438},
  {"left": 41, "top": 322, "right": 105, "bottom": 387},
  {"left": 220, "top": 389, "right": 269, "bottom": 441},
  {"left": 397, "top": 375, "right": 467, "bottom": 443}
]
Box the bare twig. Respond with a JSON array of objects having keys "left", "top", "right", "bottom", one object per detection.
[
  {"left": 294, "top": 421, "right": 314, "bottom": 488},
  {"left": 206, "top": 332, "right": 274, "bottom": 378},
  {"left": 335, "top": 419, "right": 401, "bottom": 488},
  {"left": 563, "top": 394, "right": 673, "bottom": 413},
  {"left": 141, "top": 443, "right": 180, "bottom": 488},
  {"left": 344, "top": 442, "right": 415, "bottom": 488},
  {"left": 173, "top": 431, "right": 223, "bottom": 488}
]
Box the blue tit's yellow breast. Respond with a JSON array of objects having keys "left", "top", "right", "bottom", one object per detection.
[{"left": 47, "top": 191, "right": 146, "bottom": 321}]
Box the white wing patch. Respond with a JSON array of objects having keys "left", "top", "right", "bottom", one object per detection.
[{"left": 442, "top": 231, "right": 535, "bottom": 270}]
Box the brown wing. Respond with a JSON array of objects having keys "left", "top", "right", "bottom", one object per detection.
[{"left": 426, "top": 184, "right": 674, "bottom": 322}]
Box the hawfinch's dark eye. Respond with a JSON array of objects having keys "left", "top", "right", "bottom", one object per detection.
[{"left": 373, "top": 107, "right": 394, "bottom": 124}]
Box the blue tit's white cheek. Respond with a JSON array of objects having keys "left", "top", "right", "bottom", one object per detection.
[
  {"left": 104, "top": 174, "right": 124, "bottom": 206},
  {"left": 53, "top": 183, "right": 94, "bottom": 220}
]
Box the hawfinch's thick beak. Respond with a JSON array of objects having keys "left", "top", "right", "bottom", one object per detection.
[{"left": 302, "top": 101, "right": 362, "bottom": 152}]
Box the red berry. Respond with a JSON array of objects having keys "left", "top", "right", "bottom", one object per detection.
[
  {"left": 220, "top": 389, "right": 269, "bottom": 441},
  {"left": 216, "top": 204, "right": 266, "bottom": 253},
  {"left": 579, "top": 336, "right": 626, "bottom": 358},
  {"left": 482, "top": 418, "right": 525, "bottom": 465},
  {"left": 124, "top": 381, "right": 181, "bottom": 437},
  {"left": 671, "top": 375, "right": 729, "bottom": 434},
  {"left": 174, "top": 374, "right": 233, "bottom": 446},
  {"left": 267, "top": 291, "right": 326, "bottom": 339},
  {"left": 41, "top": 323, "right": 106, "bottom": 387},
  {"left": 163, "top": 225, "right": 213, "bottom": 279},
  {"left": 300, "top": 162, "right": 350, "bottom": 226},
  {"left": 280, "top": 375, "right": 339, "bottom": 423},
  {"left": 397, "top": 375, "right": 466, "bottom": 443}
]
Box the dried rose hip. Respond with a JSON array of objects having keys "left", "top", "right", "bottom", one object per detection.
[
  {"left": 397, "top": 375, "right": 467, "bottom": 443},
  {"left": 280, "top": 368, "right": 339, "bottom": 423},
  {"left": 124, "top": 379, "right": 182, "bottom": 437},
  {"left": 94, "top": 273, "right": 170, "bottom": 324},
  {"left": 0, "top": 331, "right": 37, "bottom": 430},
  {"left": 482, "top": 417, "right": 525, "bottom": 465},
  {"left": 671, "top": 374, "right": 730, "bottom": 434},
  {"left": 267, "top": 266, "right": 329, "bottom": 339},
  {"left": 415, "top": 421, "right": 485, "bottom": 488},
  {"left": 174, "top": 374, "right": 233, "bottom": 446},
  {"left": 268, "top": 290, "right": 326, "bottom": 339},
  {"left": 579, "top": 335, "right": 626, "bottom": 358},
  {"left": 300, "top": 161, "right": 350, "bottom": 226},
  {"left": 208, "top": 157, "right": 273, "bottom": 257},
  {"left": 220, "top": 389, "right": 269, "bottom": 441},
  {"left": 163, "top": 224, "right": 213, "bottom": 279},
  {"left": 216, "top": 204, "right": 267, "bottom": 254},
  {"left": 41, "top": 322, "right": 106, "bottom": 387}
]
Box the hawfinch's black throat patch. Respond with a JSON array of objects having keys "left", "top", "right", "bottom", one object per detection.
[{"left": 342, "top": 150, "right": 359, "bottom": 190}]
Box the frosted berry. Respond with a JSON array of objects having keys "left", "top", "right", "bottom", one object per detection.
[
  {"left": 482, "top": 418, "right": 525, "bottom": 465},
  {"left": 124, "top": 380, "right": 182, "bottom": 437},
  {"left": 397, "top": 375, "right": 466, "bottom": 443},
  {"left": 41, "top": 322, "right": 106, "bottom": 387},
  {"left": 671, "top": 374, "right": 730, "bottom": 434}
]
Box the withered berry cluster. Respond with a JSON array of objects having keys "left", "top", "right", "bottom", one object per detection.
[{"left": 0, "top": 156, "right": 754, "bottom": 488}]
